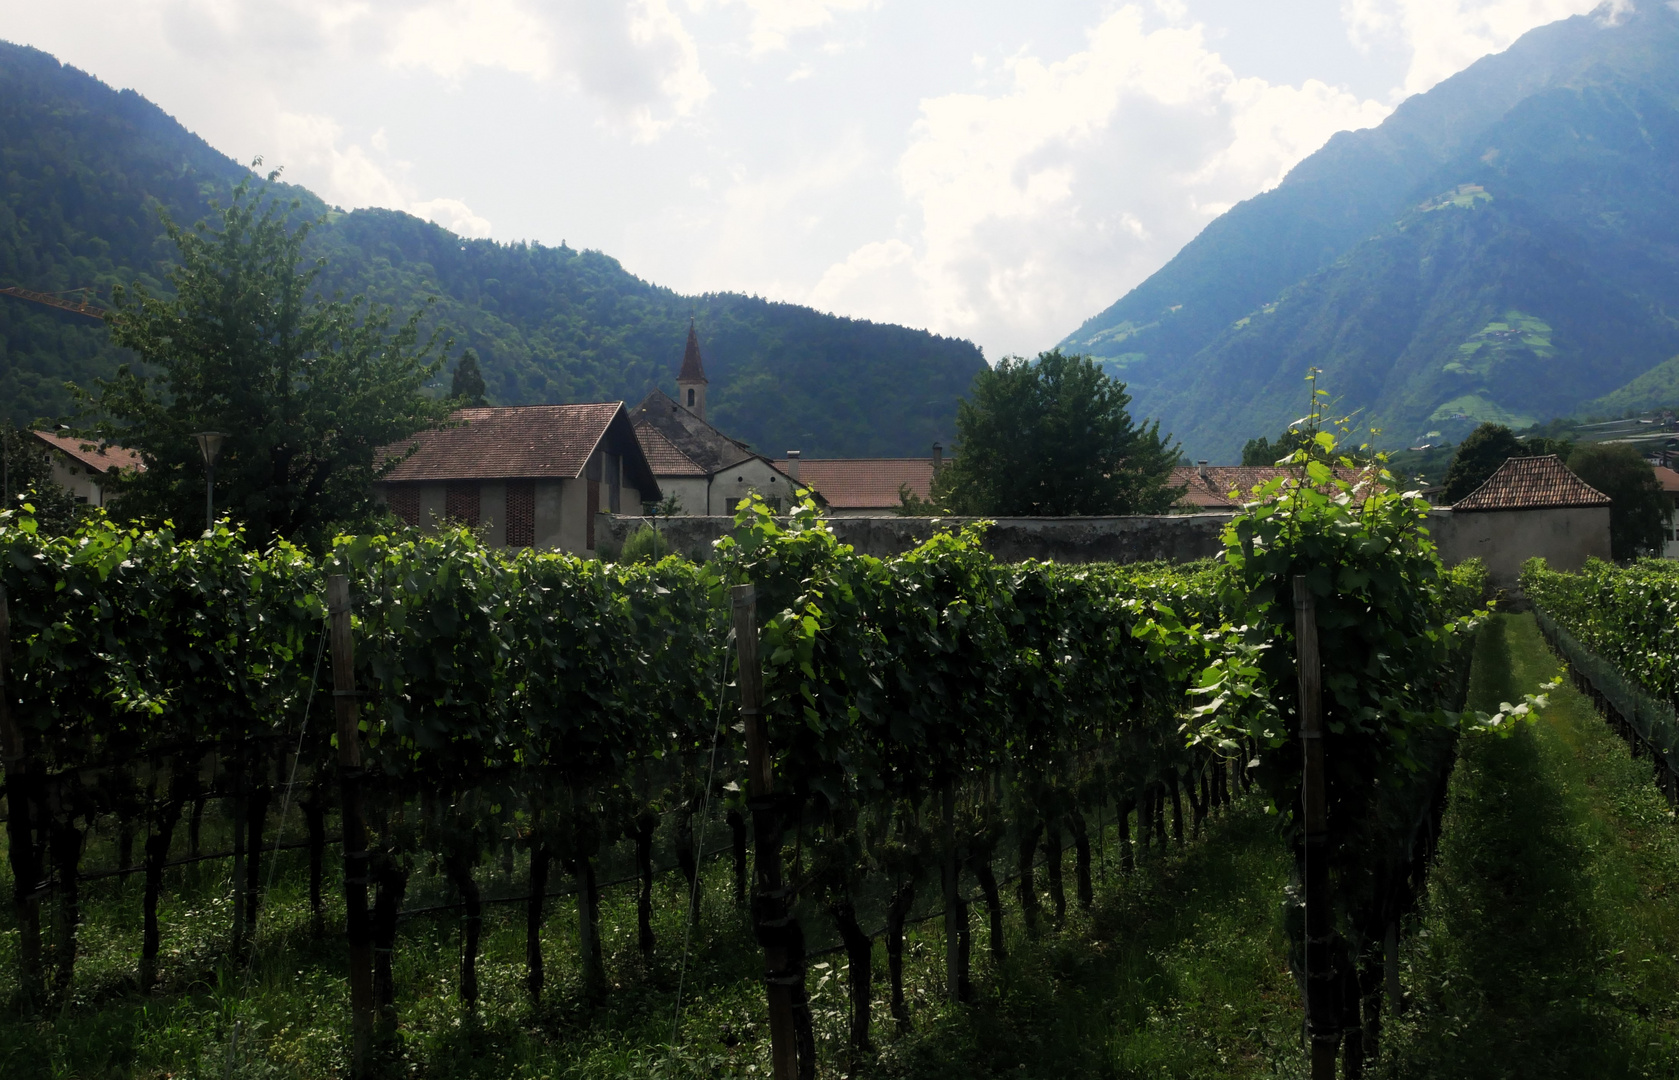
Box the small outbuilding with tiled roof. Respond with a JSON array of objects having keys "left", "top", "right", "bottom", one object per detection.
[
  {"left": 373, "top": 403, "right": 659, "bottom": 554},
  {"left": 788, "top": 453, "right": 941, "bottom": 515},
  {"left": 32, "top": 429, "right": 143, "bottom": 507},
  {"left": 1432, "top": 454, "right": 1611, "bottom": 596}
]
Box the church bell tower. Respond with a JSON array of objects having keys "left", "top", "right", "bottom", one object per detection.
[{"left": 676, "top": 322, "right": 708, "bottom": 421}]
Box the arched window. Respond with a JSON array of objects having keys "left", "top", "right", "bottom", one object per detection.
[{"left": 687, "top": 388, "right": 696, "bottom": 406}]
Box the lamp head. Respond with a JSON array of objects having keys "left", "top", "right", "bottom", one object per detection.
[{"left": 193, "top": 431, "right": 228, "bottom": 465}]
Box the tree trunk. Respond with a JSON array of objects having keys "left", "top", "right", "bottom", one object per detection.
[
  {"left": 1384, "top": 921, "right": 1401, "bottom": 1016},
  {"left": 1070, "top": 810, "right": 1093, "bottom": 911},
  {"left": 1119, "top": 799, "right": 1134, "bottom": 873},
  {"left": 1191, "top": 770, "right": 1209, "bottom": 839},
  {"left": 370, "top": 854, "right": 409, "bottom": 1041},
  {"left": 1017, "top": 821, "right": 1042, "bottom": 933},
  {"left": 886, "top": 880, "right": 914, "bottom": 1030},
  {"left": 635, "top": 815, "right": 656, "bottom": 959},
  {"left": 831, "top": 896, "right": 873, "bottom": 1052},
  {"left": 117, "top": 820, "right": 135, "bottom": 887},
  {"left": 1044, "top": 823, "right": 1066, "bottom": 925},
  {"left": 1138, "top": 787, "right": 1154, "bottom": 855},
  {"left": 728, "top": 809, "right": 749, "bottom": 908},
  {"left": 188, "top": 794, "right": 205, "bottom": 857},
  {"left": 675, "top": 802, "right": 700, "bottom": 928},
  {"left": 141, "top": 792, "right": 184, "bottom": 992},
  {"left": 443, "top": 851, "right": 481, "bottom": 1006},
  {"left": 301, "top": 785, "right": 327, "bottom": 939},
  {"left": 228, "top": 783, "right": 246, "bottom": 951},
  {"left": 1169, "top": 774, "right": 1184, "bottom": 847},
  {"left": 4, "top": 768, "right": 44, "bottom": 1005},
  {"left": 49, "top": 804, "right": 84, "bottom": 1003},
  {"left": 244, "top": 782, "right": 272, "bottom": 936},
  {"left": 575, "top": 856, "right": 605, "bottom": 998},
  {"left": 941, "top": 784, "right": 962, "bottom": 1002},
  {"left": 1153, "top": 783, "right": 1168, "bottom": 849},
  {"left": 526, "top": 842, "right": 549, "bottom": 1005},
  {"left": 971, "top": 854, "right": 1006, "bottom": 963}
]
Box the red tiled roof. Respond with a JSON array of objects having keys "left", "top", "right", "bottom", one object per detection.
[
  {"left": 378, "top": 403, "right": 625, "bottom": 482},
  {"left": 678, "top": 324, "right": 707, "bottom": 384},
  {"left": 633, "top": 418, "right": 707, "bottom": 477},
  {"left": 1169, "top": 465, "right": 1361, "bottom": 509},
  {"left": 33, "top": 430, "right": 143, "bottom": 473},
  {"left": 1653, "top": 464, "right": 1679, "bottom": 494},
  {"left": 1452, "top": 454, "right": 1610, "bottom": 511},
  {"left": 795, "top": 458, "right": 936, "bottom": 509}
]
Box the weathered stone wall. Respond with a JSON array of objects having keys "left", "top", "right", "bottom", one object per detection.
[
  {"left": 600, "top": 512, "right": 1236, "bottom": 565},
  {"left": 1428, "top": 506, "right": 1611, "bottom": 599}
]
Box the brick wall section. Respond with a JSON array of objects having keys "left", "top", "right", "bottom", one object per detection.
[
  {"left": 387, "top": 486, "right": 420, "bottom": 527},
  {"left": 445, "top": 483, "right": 480, "bottom": 526},
  {"left": 505, "top": 481, "right": 535, "bottom": 547}
]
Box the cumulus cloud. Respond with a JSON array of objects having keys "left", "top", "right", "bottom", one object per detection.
[
  {"left": 1341, "top": 0, "right": 1610, "bottom": 94},
  {"left": 274, "top": 111, "right": 493, "bottom": 237},
  {"left": 810, "top": 5, "right": 1391, "bottom": 355},
  {"left": 712, "top": 0, "right": 879, "bottom": 54}
]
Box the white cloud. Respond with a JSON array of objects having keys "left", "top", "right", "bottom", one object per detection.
[
  {"left": 1341, "top": 0, "right": 1609, "bottom": 95},
  {"left": 274, "top": 112, "right": 493, "bottom": 237},
  {"left": 385, "top": 0, "right": 553, "bottom": 80},
  {"left": 713, "top": 0, "right": 878, "bottom": 54},
  {"left": 810, "top": 5, "right": 1391, "bottom": 355}
]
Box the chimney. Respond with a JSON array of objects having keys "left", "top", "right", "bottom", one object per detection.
[
  {"left": 1197, "top": 460, "right": 1209, "bottom": 483},
  {"left": 933, "top": 442, "right": 944, "bottom": 473},
  {"left": 785, "top": 449, "right": 801, "bottom": 482}
]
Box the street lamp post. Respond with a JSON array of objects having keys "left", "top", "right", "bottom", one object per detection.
[{"left": 192, "top": 431, "right": 227, "bottom": 534}]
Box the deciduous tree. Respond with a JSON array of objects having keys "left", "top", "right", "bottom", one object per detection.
[
  {"left": 935, "top": 350, "right": 1180, "bottom": 516},
  {"left": 80, "top": 176, "right": 454, "bottom": 547}
]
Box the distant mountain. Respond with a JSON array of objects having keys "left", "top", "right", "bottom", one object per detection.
[
  {"left": 0, "top": 41, "right": 985, "bottom": 458},
  {"left": 1060, "top": 3, "right": 1679, "bottom": 461}
]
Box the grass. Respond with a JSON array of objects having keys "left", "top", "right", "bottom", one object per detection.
[{"left": 1378, "top": 613, "right": 1679, "bottom": 1078}]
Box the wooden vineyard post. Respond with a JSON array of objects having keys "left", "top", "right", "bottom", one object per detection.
[
  {"left": 327, "top": 576, "right": 375, "bottom": 1074},
  {"left": 0, "top": 586, "right": 44, "bottom": 1005},
  {"left": 732, "top": 584, "right": 804, "bottom": 1080},
  {"left": 1295, "top": 576, "right": 1339, "bottom": 1079}
]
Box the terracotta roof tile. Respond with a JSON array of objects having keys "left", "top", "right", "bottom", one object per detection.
[
  {"left": 795, "top": 458, "right": 936, "bottom": 509},
  {"left": 633, "top": 419, "right": 707, "bottom": 477},
  {"left": 33, "top": 430, "right": 143, "bottom": 473},
  {"left": 1653, "top": 464, "right": 1679, "bottom": 494},
  {"left": 630, "top": 389, "right": 754, "bottom": 474},
  {"left": 378, "top": 403, "right": 624, "bottom": 482},
  {"left": 1169, "top": 464, "right": 1359, "bottom": 508},
  {"left": 1451, "top": 454, "right": 1610, "bottom": 511}
]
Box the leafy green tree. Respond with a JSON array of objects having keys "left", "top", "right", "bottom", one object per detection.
[
  {"left": 936, "top": 350, "right": 1180, "bottom": 516},
  {"left": 1240, "top": 428, "right": 1313, "bottom": 466},
  {"left": 80, "top": 178, "right": 454, "bottom": 547},
  {"left": 450, "top": 350, "right": 488, "bottom": 407},
  {"left": 1567, "top": 443, "right": 1666, "bottom": 559},
  {"left": 1442, "top": 423, "right": 1524, "bottom": 504}
]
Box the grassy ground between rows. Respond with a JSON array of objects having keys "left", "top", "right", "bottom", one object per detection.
[
  {"left": 1378, "top": 613, "right": 1679, "bottom": 1079},
  {"left": 0, "top": 790, "right": 1303, "bottom": 1078}
]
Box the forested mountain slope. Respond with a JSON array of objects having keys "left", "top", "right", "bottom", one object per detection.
[
  {"left": 1060, "top": 4, "right": 1679, "bottom": 461},
  {"left": 0, "top": 41, "right": 985, "bottom": 458}
]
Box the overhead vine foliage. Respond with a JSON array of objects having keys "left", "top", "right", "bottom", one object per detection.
[
  {"left": 0, "top": 475, "right": 1489, "bottom": 1069},
  {"left": 1184, "top": 391, "right": 1496, "bottom": 1067}
]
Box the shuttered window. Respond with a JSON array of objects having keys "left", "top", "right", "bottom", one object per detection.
[{"left": 387, "top": 486, "right": 420, "bottom": 527}]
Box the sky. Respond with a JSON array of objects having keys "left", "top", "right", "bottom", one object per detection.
[{"left": 0, "top": 0, "right": 1615, "bottom": 360}]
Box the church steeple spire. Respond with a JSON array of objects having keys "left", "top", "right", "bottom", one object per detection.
[{"left": 676, "top": 320, "right": 708, "bottom": 420}]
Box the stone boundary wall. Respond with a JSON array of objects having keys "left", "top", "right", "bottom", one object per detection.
[{"left": 601, "top": 513, "right": 1237, "bottom": 565}]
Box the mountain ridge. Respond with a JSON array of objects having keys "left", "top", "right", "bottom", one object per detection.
[
  {"left": 1061, "top": 3, "right": 1679, "bottom": 461},
  {"left": 0, "top": 40, "right": 985, "bottom": 459}
]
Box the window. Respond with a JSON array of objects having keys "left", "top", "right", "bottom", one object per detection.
[
  {"left": 506, "top": 481, "right": 535, "bottom": 547},
  {"left": 606, "top": 451, "right": 621, "bottom": 513},
  {"left": 687, "top": 388, "right": 696, "bottom": 406},
  {"left": 445, "top": 483, "right": 480, "bottom": 526}
]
